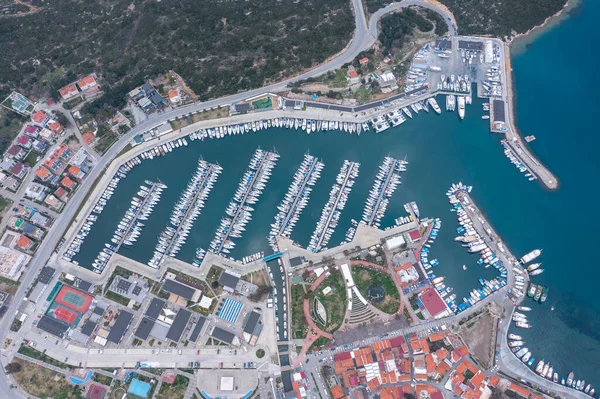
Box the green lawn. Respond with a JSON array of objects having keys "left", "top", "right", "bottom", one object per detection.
[
  {"left": 351, "top": 266, "right": 400, "bottom": 314},
  {"left": 291, "top": 284, "right": 308, "bottom": 339},
  {"left": 310, "top": 271, "right": 347, "bottom": 332}
]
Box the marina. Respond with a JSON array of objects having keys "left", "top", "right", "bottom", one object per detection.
[
  {"left": 208, "top": 148, "right": 279, "bottom": 258},
  {"left": 94, "top": 180, "right": 165, "bottom": 273},
  {"left": 362, "top": 156, "right": 407, "bottom": 227},
  {"left": 268, "top": 153, "right": 324, "bottom": 251},
  {"left": 148, "top": 159, "right": 222, "bottom": 268},
  {"left": 307, "top": 160, "right": 360, "bottom": 252}
]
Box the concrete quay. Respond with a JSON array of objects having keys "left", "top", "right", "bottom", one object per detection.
[
  {"left": 276, "top": 219, "right": 419, "bottom": 266},
  {"left": 502, "top": 43, "right": 558, "bottom": 190}
]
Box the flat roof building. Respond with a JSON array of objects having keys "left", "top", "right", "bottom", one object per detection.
[
  {"left": 218, "top": 270, "right": 241, "bottom": 292},
  {"left": 166, "top": 309, "right": 191, "bottom": 342},
  {"left": 189, "top": 316, "right": 208, "bottom": 342},
  {"left": 134, "top": 317, "right": 155, "bottom": 341},
  {"left": 211, "top": 326, "right": 239, "bottom": 346},
  {"left": 145, "top": 298, "right": 165, "bottom": 319},
  {"left": 162, "top": 279, "right": 197, "bottom": 301},
  {"left": 106, "top": 310, "right": 133, "bottom": 344},
  {"left": 37, "top": 315, "right": 69, "bottom": 338},
  {"left": 38, "top": 266, "right": 56, "bottom": 284}
]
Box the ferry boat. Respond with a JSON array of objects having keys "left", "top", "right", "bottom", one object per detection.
[{"left": 521, "top": 249, "right": 542, "bottom": 264}]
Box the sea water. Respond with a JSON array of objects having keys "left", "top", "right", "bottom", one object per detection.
[{"left": 74, "top": 0, "right": 599, "bottom": 385}]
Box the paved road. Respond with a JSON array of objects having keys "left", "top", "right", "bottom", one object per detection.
[{"left": 0, "top": 2, "right": 464, "bottom": 397}]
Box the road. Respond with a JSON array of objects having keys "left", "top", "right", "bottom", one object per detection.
[{"left": 0, "top": 1, "right": 459, "bottom": 397}]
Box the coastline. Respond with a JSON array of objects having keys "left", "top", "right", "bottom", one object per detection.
[{"left": 508, "top": 0, "right": 580, "bottom": 52}]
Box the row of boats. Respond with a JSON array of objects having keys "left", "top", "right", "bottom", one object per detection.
[
  {"left": 361, "top": 157, "right": 407, "bottom": 227},
  {"left": 447, "top": 183, "right": 510, "bottom": 312},
  {"left": 509, "top": 331, "right": 594, "bottom": 395},
  {"left": 307, "top": 160, "right": 360, "bottom": 252},
  {"left": 438, "top": 74, "right": 472, "bottom": 95},
  {"left": 208, "top": 148, "right": 279, "bottom": 257},
  {"left": 369, "top": 98, "right": 442, "bottom": 133},
  {"left": 501, "top": 139, "right": 538, "bottom": 181},
  {"left": 140, "top": 137, "right": 188, "bottom": 160},
  {"left": 95, "top": 181, "right": 164, "bottom": 273},
  {"left": 62, "top": 167, "right": 133, "bottom": 266},
  {"left": 481, "top": 65, "right": 503, "bottom": 98},
  {"left": 268, "top": 153, "right": 324, "bottom": 252},
  {"left": 420, "top": 218, "right": 461, "bottom": 311},
  {"left": 526, "top": 283, "right": 548, "bottom": 303},
  {"left": 148, "top": 159, "right": 222, "bottom": 268},
  {"left": 445, "top": 93, "right": 470, "bottom": 120}
]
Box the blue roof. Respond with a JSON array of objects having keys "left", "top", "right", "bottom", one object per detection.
[{"left": 128, "top": 378, "right": 151, "bottom": 398}]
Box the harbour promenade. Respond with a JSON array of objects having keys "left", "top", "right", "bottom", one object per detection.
[{"left": 499, "top": 42, "right": 558, "bottom": 190}]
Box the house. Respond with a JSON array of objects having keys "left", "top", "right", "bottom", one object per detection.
[
  {"left": 16, "top": 235, "right": 34, "bottom": 251},
  {"left": 34, "top": 166, "right": 53, "bottom": 182},
  {"left": 68, "top": 165, "right": 86, "bottom": 180},
  {"left": 32, "top": 139, "right": 49, "bottom": 154},
  {"left": 31, "top": 111, "right": 49, "bottom": 127},
  {"left": 22, "top": 223, "right": 44, "bottom": 240},
  {"left": 54, "top": 187, "right": 68, "bottom": 202},
  {"left": 61, "top": 176, "right": 77, "bottom": 191},
  {"left": 77, "top": 75, "right": 98, "bottom": 91},
  {"left": 8, "top": 162, "right": 29, "bottom": 179},
  {"left": 44, "top": 194, "right": 62, "bottom": 211},
  {"left": 2, "top": 177, "right": 19, "bottom": 191},
  {"left": 6, "top": 145, "right": 25, "bottom": 160},
  {"left": 30, "top": 212, "right": 52, "bottom": 228},
  {"left": 47, "top": 120, "right": 64, "bottom": 135},
  {"left": 359, "top": 57, "right": 369, "bottom": 66},
  {"left": 58, "top": 83, "right": 79, "bottom": 100},
  {"left": 377, "top": 71, "right": 399, "bottom": 93},
  {"left": 24, "top": 125, "right": 39, "bottom": 136},
  {"left": 168, "top": 90, "right": 180, "bottom": 104},
  {"left": 44, "top": 155, "right": 64, "bottom": 173},
  {"left": 38, "top": 127, "right": 55, "bottom": 141},
  {"left": 24, "top": 182, "right": 49, "bottom": 202},
  {"left": 16, "top": 135, "right": 32, "bottom": 149},
  {"left": 0, "top": 234, "right": 31, "bottom": 280},
  {"left": 82, "top": 131, "right": 95, "bottom": 145},
  {"left": 347, "top": 68, "right": 360, "bottom": 85}
]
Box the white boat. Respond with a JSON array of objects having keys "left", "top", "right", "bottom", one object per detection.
[{"left": 457, "top": 96, "right": 465, "bottom": 120}]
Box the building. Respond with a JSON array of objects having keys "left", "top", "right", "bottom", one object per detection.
[
  {"left": 359, "top": 57, "right": 369, "bottom": 66},
  {"left": 161, "top": 278, "right": 201, "bottom": 302},
  {"left": 68, "top": 165, "right": 86, "bottom": 180},
  {"left": 377, "top": 71, "right": 399, "bottom": 93},
  {"left": 61, "top": 176, "right": 77, "bottom": 191},
  {"left": 47, "top": 120, "right": 65, "bottom": 135},
  {"left": 210, "top": 326, "right": 240, "bottom": 346},
  {"left": 44, "top": 194, "right": 63, "bottom": 211},
  {"left": 218, "top": 270, "right": 241, "bottom": 293},
  {"left": 109, "top": 275, "right": 149, "bottom": 303},
  {"left": 17, "top": 135, "right": 32, "bottom": 149},
  {"left": 242, "top": 311, "right": 263, "bottom": 345},
  {"left": 58, "top": 83, "right": 80, "bottom": 101},
  {"left": 54, "top": 187, "right": 69, "bottom": 202},
  {"left": 24, "top": 125, "right": 39, "bottom": 136},
  {"left": 77, "top": 75, "right": 98, "bottom": 91},
  {"left": 347, "top": 67, "right": 360, "bottom": 85},
  {"left": 106, "top": 310, "right": 133, "bottom": 344},
  {"left": 419, "top": 288, "right": 451, "bottom": 319},
  {"left": 166, "top": 308, "right": 191, "bottom": 342},
  {"left": 168, "top": 89, "right": 180, "bottom": 103},
  {"left": 385, "top": 235, "right": 406, "bottom": 250},
  {"left": 7, "top": 161, "right": 29, "bottom": 179},
  {"left": 23, "top": 184, "right": 50, "bottom": 202},
  {"left": 31, "top": 111, "right": 49, "bottom": 127},
  {"left": 6, "top": 145, "right": 25, "bottom": 160},
  {"left": 16, "top": 235, "right": 34, "bottom": 251},
  {"left": 22, "top": 222, "right": 44, "bottom": 240},
  {"left": 0, "top": 244, "right": 30, "bottom": 280}
]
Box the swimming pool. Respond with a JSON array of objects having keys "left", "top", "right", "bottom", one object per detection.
[{"left": 69, "top": 370, "right": 93, "bottom": 385}]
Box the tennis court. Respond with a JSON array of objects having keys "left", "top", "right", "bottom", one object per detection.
[
  {"left": 55, "top": 285, "right": 93, "bottom": 313},
  {"left": 54, "top": 306, "right": 77, "bottom": 324}
]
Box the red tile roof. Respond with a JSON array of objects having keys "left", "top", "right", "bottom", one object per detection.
[
  {"left": 82, "top": 131, "right": 95, "bottom": 145},
  {"left": 77, "top": 75, "right": 97, "bottom": 90},
  {"left": 420, "top": 288, "right": 447, "bottom": 317},
  {"left": 35, "top": 166, "right": 51, "bottom": 179},
  {"left": 331, "top": 385, "right": 344, "bottom": 399},
  {"left": 348, "top": 70, "right": 358, "bottom": 79},
  {"left": 509, "top": 383, "right": 530, "bottom": 398},
  {"left": 59, "top": 83, "right": 79, "bottom": 99},
  {"left": 359, "top": 57, "right": 369, "bottom": 64},
  {"left": 16, "top": 235, "right": 32, "bottom": 249},
  {"left": 31, "top": 111, "right": 48, "bottom": 125},
  {"left": 16, "top": 136, "right": 31, "bottom": 146}
]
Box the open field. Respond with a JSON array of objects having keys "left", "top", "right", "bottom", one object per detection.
[{"left": 10, "top": 358, "right": 83, "bottom": 399}]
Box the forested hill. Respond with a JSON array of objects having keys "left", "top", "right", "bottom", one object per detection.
[
  {"left": 365, "top": 0, "right": 569, "bottom": 38},
  {"left": 0, "top": 0, "right": 353, "bottom": 102}
]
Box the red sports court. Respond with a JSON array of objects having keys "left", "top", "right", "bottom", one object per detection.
[
  {"left": 54, "top": 285, "right": 93, "bottom": 313},
  {"left": 54, "top": 306, "right": 77, "bottom": 324}
]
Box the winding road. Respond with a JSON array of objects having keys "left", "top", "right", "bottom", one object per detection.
[{"left": 0, "top": 1, "right": 456, "bottom": 397}]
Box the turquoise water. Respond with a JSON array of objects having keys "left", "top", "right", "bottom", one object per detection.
[
  {"left": 73, "top": 0, "right": 599, "bottom": 386},
  {"left": 69, "top": 370, "right": 93, "bottom": 385}
]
